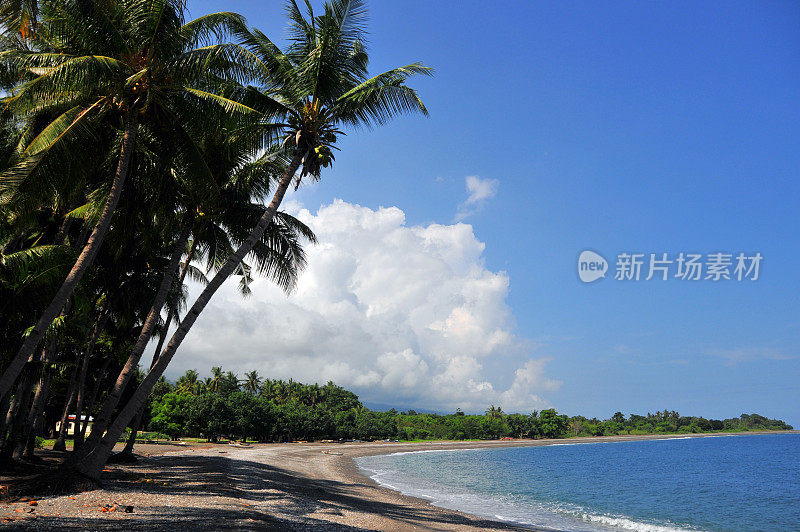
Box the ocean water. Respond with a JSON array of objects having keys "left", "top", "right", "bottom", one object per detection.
[{"left": 356, "top": 434, "right": 800, "bottom": 532}]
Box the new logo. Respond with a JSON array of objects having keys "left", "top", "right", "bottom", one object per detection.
[{"left": 578, "top": 250, "right": 608, "bottom": 283}]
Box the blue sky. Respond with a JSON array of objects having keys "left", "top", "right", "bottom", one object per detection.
[{"left": 184, "top": 1, "right": 800, "bottom": 425}]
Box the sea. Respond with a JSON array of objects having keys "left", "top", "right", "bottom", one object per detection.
[{"left": 356, "top": 433, "right": 800, "bottom": 532}]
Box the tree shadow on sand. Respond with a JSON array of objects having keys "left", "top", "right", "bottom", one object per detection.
[{"left": 5, "top": 453, "right": 526, "bottom": 531}]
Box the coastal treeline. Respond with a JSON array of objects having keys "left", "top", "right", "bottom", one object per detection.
[
  {"left": 0, "top": 0, "right": 430, "bottom": 481},
  {"left": 139, "top": 369, "right": 793, "bottom": 443}
]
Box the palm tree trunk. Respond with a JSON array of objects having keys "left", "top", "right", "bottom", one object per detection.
[
  {"left": 0, "top": 392, "right": 11, "bottom": 444},
  {"left": 53, "top": 307, "right": 108, "bottom": 451},
  {"left": 18, "top": 344, "right": 57, "bottom": 460},
  {"left": 70, "top": 352, "right": 92, "bottom": 451},
  {"left": 22, "top": 378, "right": 51, "bottom": 459},
  {"left": 73, "top": 153, "right": 301, "bottom": 478},
  {"left": 52, "top": 356, "right": 80, "bottom": 452},
  {"left": 120, "top": 408, "right": 144, "bottom": 455},
  {"left": 118, "top": 240, "right": 197, "bottom": 458},
  {"left": 0, "top": 355, "right": 39, "bottom": 463},
  {"left": 81, "top": 225, "right": 191, "bottom": 451},
  {"left": 76, "top": 353, "right": 113, "bottom": 443},
  {"left": 0, "top": 114, "right": 138, "bottom": 399},
  {"left": 1, "top": 366, "right": 31, "bottom": 446},
  {"left": 150, "top": 238, "right": 197, "bottom": 362},
  {"left": 70, "top": 309, "right": 111, "bottom": 452}
]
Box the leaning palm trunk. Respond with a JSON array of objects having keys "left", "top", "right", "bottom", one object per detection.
[
  {"left": 18, "top": 345, "right": 57, "bottom": 459},
  {"left": 0, "top": 392, "right": 11, "bottom": 444},
  {"left": 0, "top": 115, "right": 138, "bottom": 399},
  {"left": 118, "top": 240, "right": 196, "bottom": 458},
  {"left": 0, "top": 355, "right": 39, "bottom": 462},
  {"left": 1, "top": 366, "right": 31, "bottom": 445},
  {"left": 76, "top": 353, "right": 114, "bottom": 443},
  {"left": 23, "top": 380, "right": 51, "bottom": 459},
  {"left": 119, "top": 408, "right": 143, "bottom": 457},
  {"left": 70, "top": 352, "right": 92, "bottom": 450},
  {"left": 52, "top": 355, "right": 80, "bottom": 452},
  {"left": 73, "top": 153, "right": 301, "bottom": 478},
  {"left": 53, "top": 308, "right": 108, "bottom": 451},
  {"left": 81, "top": 226, "right": 191, "bottom": 451}
]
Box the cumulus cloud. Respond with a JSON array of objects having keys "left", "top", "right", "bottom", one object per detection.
[
  {"left": 455, "top": 175, "right": 499, "bottom": 221},
  {"left": 169, "top": 199, "right": 559, "bottom": 412}
]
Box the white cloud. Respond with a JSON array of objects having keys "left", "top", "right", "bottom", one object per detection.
[
  {"left": 455, "top": 175, "right": 499, "bottom": 221},
  {"left": 169, "top": 199, "right": 559, "bottom": 413},
  {"left": 499, "top": 359, "right": 562, "bottom": 409}
]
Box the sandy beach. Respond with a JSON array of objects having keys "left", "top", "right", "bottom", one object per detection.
[{"left": 0, "top": 432, "right": 792, "bottom": 531}]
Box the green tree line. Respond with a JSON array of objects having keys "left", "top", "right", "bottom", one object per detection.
[{"left": 140, "top": 369, "right": 793, "bottom": 443}]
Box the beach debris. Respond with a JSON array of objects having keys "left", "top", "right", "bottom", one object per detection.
[
  {"left": 99, "top": 502, "right": 128, "bottom": 513},
  {"left": 28, "top": 501, "right": 37, "bottom": 506}
]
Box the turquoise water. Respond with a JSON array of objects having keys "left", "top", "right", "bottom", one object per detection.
[{"left": 356, "top": 434, "right": 800, "bottom": 531}]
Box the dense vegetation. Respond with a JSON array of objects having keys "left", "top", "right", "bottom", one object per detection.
[
  {"left": 0, "top": 0, "right": 430, "bottom": 481},
  {"left": 139, "top": 369, "right": 793, "bottom": 443}
]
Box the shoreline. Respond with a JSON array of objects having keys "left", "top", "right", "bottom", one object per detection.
[
  {"left": 1, "top": 431, "right": 795, "bottom": 530},
  {"left": 329, "top": 431, "right": 797, "bottom": 530}
]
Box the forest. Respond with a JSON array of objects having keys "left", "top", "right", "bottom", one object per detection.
[{"left": 133, "top": 368, "right": 793, "bottom": 443}]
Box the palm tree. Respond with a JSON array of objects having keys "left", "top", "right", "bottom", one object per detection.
[
  {"left": 70, "top": 0, "right": 430, "bottom": 479},
  {"left": 110, "top": 104, "right": 318, "bottom": 458},
  {"left": 83, "top": 102, "right": 317, "bottom": 452},
  {"left": 222, "top": 371, "right": 241, "bottom": 394},
  {"left": 209, "top": 366, "right": 224, "bottom": 393},
  {"left": 486, "top": 405, "right": 504, "bottom": 421},
  {"left": 243, "top": 370, "right": 261, "bottom": 395},
  {"left": 0, "top": 0, "right": 255, "bottom": 398},
  {"left": 176, "top": 369, "right": 199, "bottom": 395}
]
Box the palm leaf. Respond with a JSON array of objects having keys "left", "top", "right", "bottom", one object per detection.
[
  {"left": 180, "top": 11, "right": 247, "bottom": 46},
  {"left": 184, "top": 87, "right": 259, "bottom": 116},
  {"left": 333, "top": 63, "right": 432, "bottom": 127}
]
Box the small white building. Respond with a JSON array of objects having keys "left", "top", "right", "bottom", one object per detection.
[{"left": 55, "top": 415, "right": 93, "bottom": 436}]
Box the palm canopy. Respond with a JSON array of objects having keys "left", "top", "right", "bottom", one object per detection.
[
  {"left": 0, "top": 0, "right": 40, "bottom": 40},
  {"left": 0, "top": 0, "right": 261, "bottom": 399},
  {"left": 181, "top": 105, "right": 317, "bottom": 293},
  {"left": 243, "top": 369, "right": 261, "bottom": 394},
  {"left": 233, "top": 0, "right": 432, "bottom": 182},
  {"left": 0, "top": 0, "right": 252, "bottom": 213}
]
